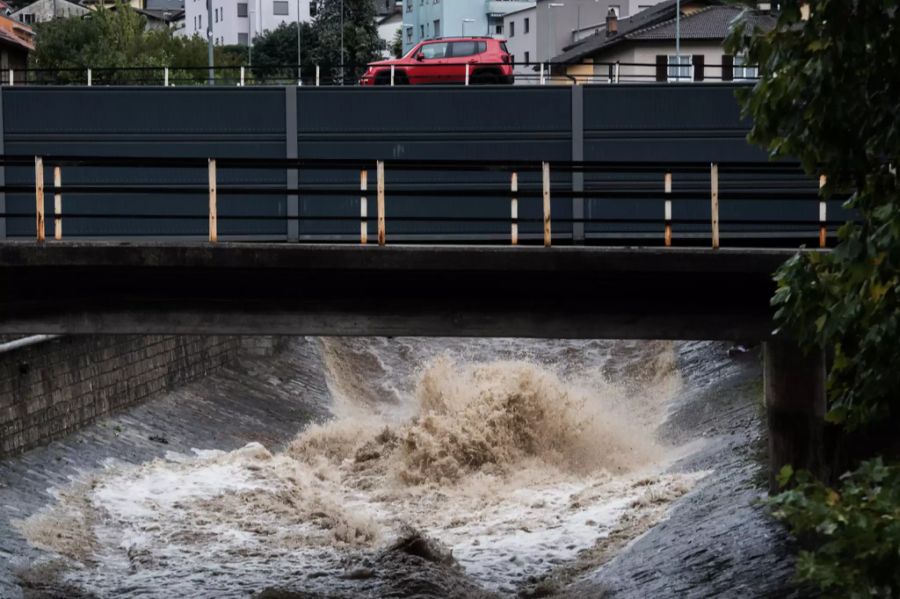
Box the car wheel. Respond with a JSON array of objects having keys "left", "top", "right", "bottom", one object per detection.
[{"left": 472, "top": 71, "right": 499, "bottom": 85}]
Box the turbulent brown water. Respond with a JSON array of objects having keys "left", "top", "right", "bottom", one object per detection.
[{"left": 13, "top": 338, "right": 709, "bottom": 598}]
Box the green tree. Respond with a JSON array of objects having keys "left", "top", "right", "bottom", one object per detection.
[
  {"left": 309, "top": 0, "right": 381, "bottom": 83},
  {"left": 246, "top": 21, "right": 318, "bottom": 82},
  {"left": 727, "top": 1, "right": 900, "bottom": 595},
  {"left": 390, "top": 26, "right": 403, "bottom": 59},
  {"left": 29, "top": 3, "right": 241, "bottom": 85}
]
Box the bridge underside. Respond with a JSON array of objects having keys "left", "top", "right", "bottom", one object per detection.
[{"left": 0, "top": 243, "right": 793, "bottom": 340}]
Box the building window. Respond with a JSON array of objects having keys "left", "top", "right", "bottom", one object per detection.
[
  {"left": 420, "top": 24, "right": 424, "bottom": 38},
  {"left": 609, "top": 5, "right": 620, "bottom": 17},
  {"left": 21, "top": 13, "right": 34, "bottom": 23},
  {"left": 238, "top": 32, "right": 249, "bottom": 45},
  {"left": 524, "top": 17, "right": 529, "bottom": 33},
  {"left": 273, "top": 1, "right": 288, "bottom": 15},
  {"left": 667, "top": 55, "right": 692, "bottom": 82},
  {"left": 406, "top": 0, "right": 411, "bottom": 12},
  {"left": 433, "top": 19, "right": 440, "bottom": 37},
  {"left": 524, "top": 51, "right": 530, "bottom": 65},
  {"left": 237, "top": 2, "right": 247, "bottom": 16},
  {"left": 734, "top": 55, "right": 758, "bottom": 80},
  {"left": 509, "top": 20, "right": 514, "bottom": 37}
]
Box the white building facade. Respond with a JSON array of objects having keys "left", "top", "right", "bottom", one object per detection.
[
  {"left": 402, "top": 0, "right": 534, "bottom": 54},
  {"left": 183, "top": 0, "right": 314, "bottom": 46}
]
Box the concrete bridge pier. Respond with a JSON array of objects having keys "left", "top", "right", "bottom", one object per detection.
[{"left": 764, "top": 338, "right": 827, "bottom": 493}]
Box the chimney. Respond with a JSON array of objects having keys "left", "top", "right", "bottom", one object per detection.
[{"left": 606, "top": 7, "right": 618, "bottom": 37}]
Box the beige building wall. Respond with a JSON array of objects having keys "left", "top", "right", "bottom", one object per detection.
[{"left": 565, "top": 41, "right": 736, "bottom": 84}]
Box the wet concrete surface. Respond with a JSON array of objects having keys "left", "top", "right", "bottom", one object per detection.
[
  {"left": 564, "top": 342, "right": 803, "bottom": 598},
  {"left": 0, "top": 338, "right": 332, "bottom": 599},
  {"left": 1, "top": 339, "right": 802, "bottom": 599}
]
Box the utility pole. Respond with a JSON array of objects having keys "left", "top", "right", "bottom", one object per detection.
[
  {"left": 340, "top": 0, "right": 345, "bottom": 85},
  {"left": 207, "top": 0, "right": 214, "bottom": 85},
  {"left": 297, "top": 0, "right": 302, "bottom": 84}
]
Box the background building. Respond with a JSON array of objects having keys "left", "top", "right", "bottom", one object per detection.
[
  {"left": 402, "top": 0, "right": 534, "bottom": 54},
  {"left": 183, "top": 0, "right": 314, "bottom": 46}
]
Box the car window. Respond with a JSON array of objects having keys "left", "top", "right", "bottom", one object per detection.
[
  {"left": 450, "top": 41, "right": 486, "bottom": 58},
  {"left": 420, "top": 43, "right": 448, "bottom": 59},
  {"left": 500, "top": 42, "right": 509, "bottom": 54}
]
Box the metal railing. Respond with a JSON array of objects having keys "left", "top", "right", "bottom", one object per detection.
[
  {"left": 0, "top": 61, "right": 759, "bottom": 87},
  {"left": 0, "top": 155, "right": 842, "bottom": 248}
]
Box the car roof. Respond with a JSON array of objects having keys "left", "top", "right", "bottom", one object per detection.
[{"left": 419, "top": 36, "right": 504, "bottom": 43}]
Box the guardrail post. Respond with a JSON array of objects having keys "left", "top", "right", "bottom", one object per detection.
[
  {"left": 540, "top": 63, "right": 546, "bottom": 85},
  {"left": 315, "top": 65, "right": 320, "bottom": 87},
  {"left": 360, "top": 169, "right": 368, "bottom": 244},
  {"left": 34, "top": 157, "right": 44, "bottom": 242},
  {"left": 8, "top": 68, "right": 12, "bottom": 86},
  {"left": 614, "top": 61, "right": 620, "bottom": 83},
  {"left": 208, "top": 158, "right": 217, "bottom": 243},
  {"left": 710, "top": 162, "right": 719, "bottom": 249},
  {"left": 53, "top": 166, "right": 62, "bottom": 240},
  {"left": 465, "top": 64, "right": 470, "bottom": 86},
  {"left": 87, "top": 68, "right": 92, "bottom": 87},
  {"left": 510, "top": 171, "right": 518, "bottom": 245},
  {"left": 377, "top": 160, "right": 385, "bottom": 246},
  {"left": 818, "top": 174, "right": 827, "bottom": 248},
  {"left": 664, "top": 172, "right": 672, "bottom": 247},
  {"left": 543, "top": 161, "right": 551, "bottom": 247},
  {"left": 390, "top": 64, "right": 395, "bottom": 86},
  {"left": 164, "top": 67, "right": 169, "bottom": 87}
]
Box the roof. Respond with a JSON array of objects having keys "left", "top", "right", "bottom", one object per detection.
[
  {"left": 554, "top": 0, "right": 773, "bottom": 64},
  {"left": 136, "top": 7, "right": 183, "bottom": 22},
  {"left": 0, "top": 13, "right": 33, "bottom": 52},
  {"left": 628, "top": 5, "right": 774, "bottom": 41}
]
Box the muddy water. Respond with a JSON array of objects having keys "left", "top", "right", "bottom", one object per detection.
[{"left": 11, "top": 338, "right": 720, "bottom": 598}]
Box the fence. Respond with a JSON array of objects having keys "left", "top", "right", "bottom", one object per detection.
[
  {"left": 0, "top": 61, "right": 758, "bottom": 87},
  {"left": 1, "top": 154, "right": 846, "bottom": 248}
]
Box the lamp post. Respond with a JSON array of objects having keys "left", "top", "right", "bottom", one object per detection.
[
  {"left": 340, "top": 0, "right": 345, "bottom": 85},
  {"left": 296, "top": 0, "right": 302, "bottom": 84},
  {"left": 546, "top": 2, "right": 564, "bottom": 64},
  {"left": 206, "top": 0, "right": 214, "bottom": 85},
  {"left": 461, "top": 17, "right": 475, "bottom": 37},
  {"left": 676, "top": 0, "right": 681, "bottom": 79}
]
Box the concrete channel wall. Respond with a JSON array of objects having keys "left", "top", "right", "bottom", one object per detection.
[{"left": 0, "top": 335, "right": 241, "bottom": 458}]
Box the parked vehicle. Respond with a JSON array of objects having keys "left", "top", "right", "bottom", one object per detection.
[{"left": 360, "top": 37, "right": 514, "bottom": 85}]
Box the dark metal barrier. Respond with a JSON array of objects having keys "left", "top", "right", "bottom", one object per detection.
[{"left": 0, "top": 154, "right": 850, "bottom": 248}]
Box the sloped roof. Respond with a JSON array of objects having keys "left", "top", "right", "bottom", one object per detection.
[
  {"left": 629, "top": 5, "right": 774, "bottom": 40},
  {"left": 0, "top": 13, "right": 33, "bottom": 52},
  {"left": 554, "top": 0, "right": 773, "bottom": 64}
]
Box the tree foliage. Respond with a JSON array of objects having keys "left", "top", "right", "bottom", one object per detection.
[
  {"left": 308, "top": 0, "right": 380, "bottom": 82},
  {"left": 771, "top": 460, "right": 900, "bottom": 598},
  {"left": 29, "top": 3, "right": 242, "bottom": 84},
  {"left": 727, "top": 2, "right": 900, "bottom": 595},
  {"left": 727, "top": 0, "right": 900, "bottom": 430}
]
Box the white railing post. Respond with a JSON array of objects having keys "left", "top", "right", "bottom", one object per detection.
[
  {"left": 240, "top": 66, "right": 245, "bottom": 87},
  {"left": 87, "top": 68, "right": 92, "bottom": 86},
  {"left": 208, "top": 159, "right": 217, "bottom": 243},
  {"left": 465, "top": 63, "right": 470, "bottom": 86},
  {"left": 164, "top": 66, "right": 169, "bottom": 87},
  {"left": 34, "top": 157, "right": 44, "bottom": 243},
  {"left": 360, "top": 169, "right": 368, "bottom": 245},
  {"left": 542, "top": 161, "right": 551, "bottom": 247},
  {"left": 377, "top": 160, "right": 385, "bottom": 246},
  {"left": 819, "top": 174, "right": 827, "bottom": 248},
  {"left": 540, "top": 63, "right": 546, "bottom": 85},
  {"left": 316, "top": 65, "right": 320, "bottom": 87},
  {"left": 53, "top": 166, "right": 62, "bottom": 240},
  {"left": 510, "top": 172, "right": 518, "bottom": 246},
  {"left": 664, "top": 172, "right": 672, "bottom": 247},
  {"left": 390, "top": 64, "right": 395, "bottom": 86},
  {"left": 8, "top": 68, "right": 13, "bottom": 86},
  {"left": 614, "top": 61, "right": 620, "bottom": 83},
  {"left": 710, "top": 163, "right": 720, "bottom": 249}
]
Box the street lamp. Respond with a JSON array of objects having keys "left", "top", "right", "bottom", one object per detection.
[
  {"left": 296, "top": 0, "right": 302, "bottom": 84},
  {"left": 461, "top": 17, "right": 475, "bottom": 37},
  {"left": 340, "top": 0, "right": 345, "bottom": 85},
  {"left": 546, "top": 2, "right": 564, "bottom": 64}
]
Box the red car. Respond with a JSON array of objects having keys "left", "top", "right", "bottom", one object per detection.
[{"left": 361, "top": 37, "right": 514, "bottom": 85}]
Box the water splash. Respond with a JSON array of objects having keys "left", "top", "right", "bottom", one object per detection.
[{"left": 15, "top": 339, "right": 701, "bottom": 597}]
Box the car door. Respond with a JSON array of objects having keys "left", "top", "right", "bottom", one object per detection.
[
  {"left": 413, "top": 42, "right": 449, "bottom": 84},
  {"left": 447, "top": 41, "right": 484, "bottom": 83}
]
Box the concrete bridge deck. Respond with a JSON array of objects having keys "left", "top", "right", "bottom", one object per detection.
[{"left": 0, "top": 242, "right": 797, "bottom": 340}]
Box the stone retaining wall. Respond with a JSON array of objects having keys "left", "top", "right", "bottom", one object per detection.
[{"left": 0, "top": 335, "right": 241, "bottom": 458}]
